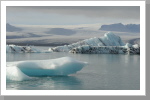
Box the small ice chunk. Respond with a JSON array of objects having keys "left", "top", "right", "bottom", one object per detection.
[
  {"left": 132, "top": 44, "right": 140, "bottom": 48},
  {"left": 125, "top": 43, "right": 132, "bottom": 48}
]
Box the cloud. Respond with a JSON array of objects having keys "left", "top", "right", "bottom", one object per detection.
[
  {"left": 6, "top": 6, "right": 140, "bottom": 25},
  {"left": 7, "top": 6, "right": 140, "bottom": 19}
]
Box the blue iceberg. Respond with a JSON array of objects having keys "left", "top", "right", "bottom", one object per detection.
[{"left": 6, "top": 57, "right": 87, "bottom": 81}]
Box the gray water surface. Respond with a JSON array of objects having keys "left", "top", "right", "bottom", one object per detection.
[{"left": 6, "top": 49, "right": 140, "bottom": 90}]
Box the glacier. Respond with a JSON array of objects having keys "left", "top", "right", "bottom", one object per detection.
[{"left": 6, "top": 57, "right": 87, "bottom": 81}]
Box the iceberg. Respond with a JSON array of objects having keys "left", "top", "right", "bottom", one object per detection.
[
  {"left": 6, "top": 45, "right": 50, "bottom": 53},
  {"left": 69, "top": 45, "right": 140, "bottom": 54},
  {"left": 50, "top": 32, "right": 125, "bottom": 52},
  {"left": 6, "top": 57, "right": 87, "bottom": 81},
  {"left": 49, "top": 32, "right": 140, "bottom": 54}
]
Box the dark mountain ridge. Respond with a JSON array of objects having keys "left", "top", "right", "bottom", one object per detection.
[
  {"left": 100, "top": 23, "right": 140, "bottom": 33},
  {"left": 6, "top": 23, "right": 23, "bottom": 32}
]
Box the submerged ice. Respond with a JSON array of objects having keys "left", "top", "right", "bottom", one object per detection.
[{"left": 6, "top": 57, "right": 87, "bottom": 81}]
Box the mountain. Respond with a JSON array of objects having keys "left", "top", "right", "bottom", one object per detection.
[
  {"left": 6, "top": 24, "right": 140, "bottom": 46},
  {"left": 128, "top": 38, "right": 140, "bottom": 45},
  {"left": 6, "top": 23, "right": 22, "bottom": 32},
  {"left": 99, "top": 23, "right": 140, "bottom": 33}
]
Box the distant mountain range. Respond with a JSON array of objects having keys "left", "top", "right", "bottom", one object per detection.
[
  {"left": 6, "top": 23, "right": 140, "bottom": 46},
  {"left": 6, "top": 23, "right": 22, "bottom": 32},
  {"left": 99, "top": 23, "right": 140, "bottom": 33}
]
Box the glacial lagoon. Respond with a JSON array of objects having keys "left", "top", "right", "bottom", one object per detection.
[{"left": 6, "top": 47, "right": 140, "bottom": 90}]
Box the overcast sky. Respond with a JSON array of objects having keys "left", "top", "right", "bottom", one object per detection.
[{"left": 6, "top": 6, "right": 140, "bottom": 25}]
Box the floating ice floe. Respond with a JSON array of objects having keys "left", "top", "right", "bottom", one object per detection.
[
  {"left": 6, "top": 57, "right": 87, "bottom": 81},
  {"left": 49, "top": 32, "right": 140, "bottom": 54}
]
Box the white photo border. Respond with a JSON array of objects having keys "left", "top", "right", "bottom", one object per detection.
[{"left": 1, "top": 1, "right": 146, "bottom": 96}]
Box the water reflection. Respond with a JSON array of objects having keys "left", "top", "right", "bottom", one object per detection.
[{"left": 6, "top": 76, "right": 82, "bottom": 90}]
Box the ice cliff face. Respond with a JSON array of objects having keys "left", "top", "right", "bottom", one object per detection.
[{"left": 50, "top": 32, "right": 125, "bottom": 52}]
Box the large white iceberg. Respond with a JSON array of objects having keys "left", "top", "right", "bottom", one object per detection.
[
  {"left": 50, "top": 32, "right": 125, "bottom": 52},
  {"left": 49, "top": 32, "right": 140, "bottom": 54},
  {"left": 7, "top": 57, "right": 87, "bottom": 81}
]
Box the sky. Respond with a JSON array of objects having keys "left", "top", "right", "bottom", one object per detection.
[{"left": 6, "top": 6, "right": 140, "bottom": 25}]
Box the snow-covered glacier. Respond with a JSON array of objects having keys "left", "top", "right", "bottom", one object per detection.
[
  {"left": 49, "top": 32, "right": 140, "bottom": 54},
  {"left": 7, "top": 57, "right": 87, "bottom": 81}
]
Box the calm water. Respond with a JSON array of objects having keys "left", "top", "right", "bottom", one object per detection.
[{"left": 6, "top": 47, "right": 140, "bottom": 90}]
